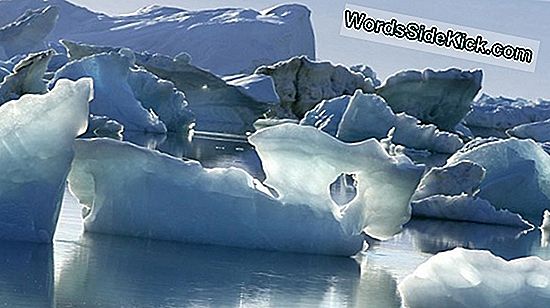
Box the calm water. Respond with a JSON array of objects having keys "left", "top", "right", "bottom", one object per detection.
[{"left": 1, "top": 133, "right": 548, "bottom": 307}]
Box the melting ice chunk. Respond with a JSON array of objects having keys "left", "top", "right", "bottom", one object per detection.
[
  {"left": 67, "top": 124, "right": 423, "bottom": 255},
  {"left": 0, "top": 78, "right": 92, "bottom": 242},
  {"left": 399, "top": 247, "right": 550, "bottom": 308}
]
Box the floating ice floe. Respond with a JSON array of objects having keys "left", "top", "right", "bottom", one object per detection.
[
  {"left": 0, "top": 50, "right": 53, "bottom": 105},
  {"left": 0, "top": 1, "right": 315, "bottom": 76},
  {"left": 88, "top": 115, "right": 123, "bottom": 139},
  {"left": 0, "top": 6, "right": 58, "bottom": 59},
  {"left": 399, "top": 248, "right": 550, "bottom": 308},
  {"left": 255, "top": 56, "right": 375, "bottom": 118},
  {"left": 301, "top": 91, "right": 464, "bottom": 154},
  {"left": 447, "top": 138, "right": 550, "bottom": 225},
  {"left": 61, "top": 40, "right": 281, "bottom": 134},
  {"left": 413, "top": 161, "right": 485, "bottom": 201},
  {"left": 507, "top": 119, "right": 550, "bottom": 143},
  {"left": 465, "top": 94, "right": 550, "bottom": 133},
  {"left": 412, "top": 161, "right": 532, "bottom": 228},
  {"left": 0, "top": 78, "right": 92, "bottom": 242},
  {"left": 67, "top": 124, "right": 423, "bottom": 255},
  {"left": 52, "top": 49, "right": 194, "bottom": 133},
  {"left": 412, "top": 194, "right": 533, "bottom": 228},
  {"left": 377, "top": 68, "right": 482, "bottom": 130}
]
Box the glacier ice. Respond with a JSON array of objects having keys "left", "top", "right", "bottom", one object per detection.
[
  {"left": 399, "top": 248, "right": 550, "bottom": 308},
  {"left": 52, "top": 50, "right": 194, "bottom": 133},
  {"left": 248, "top": 123, "right": 424, "bottom": 240},
  {"left": 0, "top": 6, "right": 58, "bottom": 59},
  {"left": 300, "top": 95, "right": 351, "bottom": 136},
  {"left": 507, "top": 119, "right": 550, "bottom": 143},
  {"left": 133, "top": 51, "right": 279, "bottom": 134},
  {"left": 0, "top": 78, "right": 92, "bottom": 242},
  {"left": 301, "top": 91, "right": 464, "bottom": 154},
  {"left": 0, "top": 50, "right": 53, "bottom": 105},
  {"left": 67, "top": 124, "right": 423, "bottom": 255},
  {"left": 0, "top": 1, "right": 315, "bottom": 76},
  {"left": 465, "top": 94, "right": 550, "bottom": 131},
  {"left": 376, "top": 68, "right": 483, "bottom": 130},
  {"left": 88, "top": 115, "right": 123, "bottom": 139},
  {"left": 447, "top": 138, "right": 550, "bottom": 224},
  {"left": 413, "top": 161, "right": 485, "bottom": 201},
  {"left": 412, "top": 194, "right": 533, "bottom": 228},
  {"left": 255, "top": 56, "right": 375, "bottom": 118}
]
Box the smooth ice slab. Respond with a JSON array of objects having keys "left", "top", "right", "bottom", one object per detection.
[
  {"left": 399, "top": 248, "right": 550, "bottom": 308},
  {"left": 507, "top": 119, "right": 550, "bottom": 143},
  {"left": 377, "top": 68, "right": 482, "bottom": 130},
  {"left": 0, "top": 78, "right": 92, "bottom": 242}
]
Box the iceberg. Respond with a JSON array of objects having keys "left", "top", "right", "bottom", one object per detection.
[
  {"left": 412, "top": 194, "right": 533, "bottom": 228},
  {"left": 0, "top": 1, "right": 315, "bottom": 76},
  {"left": 87, "top": 115, "right": 123, "bottom": 139},
  {"left": 0, "top": 49, "right": 53, "bottom": 105},
  {"left": 447, "top": 138, "right": 550, "bottom": 224},
  {"left": 413, "top": 161, "right": 485, "bottom": 201},
  {"left": 52, "top": 50, "right": 194, "bottom": 133},
  {"left": 465, "top": 94, "right": 550, "bottom": 132},
  {"left": 302, "top": 91, "right": 464, "bottom": 154},
  {"left": 67, "top": 124, "right": 423, "bottom": 255},
  {"left": 255, "top": 56, "right": 375, "bottom": 118},
  {"left": 0, "top": 6, "right": 59, "bottom": 59},
  {"left": 0, "top": 78, "right": 92, "bottom": 242},
  {"left": 507, "top": 119, "right": 550, "bottom": 143},
  {"left": 133, "top": 51, "right": 278, "bottom": 134},
  {"left": 399, "top": 248, "right": 550, "bottom": 308},
  {"left": 376, "top": 68, "right": 483, "bottom": 130}
]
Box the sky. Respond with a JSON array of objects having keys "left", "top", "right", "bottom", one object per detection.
[{"left": 68, "top": 0, "right": 550, "bottom": 100}]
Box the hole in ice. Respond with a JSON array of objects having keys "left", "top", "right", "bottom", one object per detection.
[{"left": 330, "top": 173, "right": 358, "bottom": 206}]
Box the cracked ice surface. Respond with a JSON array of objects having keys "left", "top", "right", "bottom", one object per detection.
[{"left": 0, "top": 78, "right": 92, "bottom": 242}]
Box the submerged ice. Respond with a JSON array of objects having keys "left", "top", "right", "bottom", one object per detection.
[
  {"left": 0, "top": 78, "right": 92, "bottom": 242},
  {"left": 67, "top": 124, "right": 423, "bottom": 255}
]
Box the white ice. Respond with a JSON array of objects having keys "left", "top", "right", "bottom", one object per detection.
[
  {"left": 67, "top": 124, "right": 423, "bottom": 255},
  {"left": 52, "top": 50, "right": 194, "bottom": 133},
  {"left": 302, "top": 91, "right": 464, "bottom": 154},
  {"left": 0, "top": 78, "right": 92, "bottom": 242},
  {"left": 399, "top": 248, "right": 550, "bottom": 308},
  {"left": 377, "top": 68, "right": 482, "bottom": 130},
  {"left": 0, "top": 1, "right": 315, "bottom": 76}
]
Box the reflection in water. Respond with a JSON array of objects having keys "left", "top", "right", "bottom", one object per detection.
[
  {"left": 402, "top": 219, "right": 546, "bottom": 260},
  {"left": 55, "top": 233, "right": 361, "bottom": 307},
  {"left": 352, "top": 256, "right": 402, "bottom": 308},
  {"left": 124, "top": 131, "right": 265, "bottom": 180},
  {"left": 0, "top": 241, "right": 53, "bottom": 307}
]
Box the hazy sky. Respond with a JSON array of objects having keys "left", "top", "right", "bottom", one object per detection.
[{"left": 68, "top": 0, "right": 550, "bottom": 100}]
